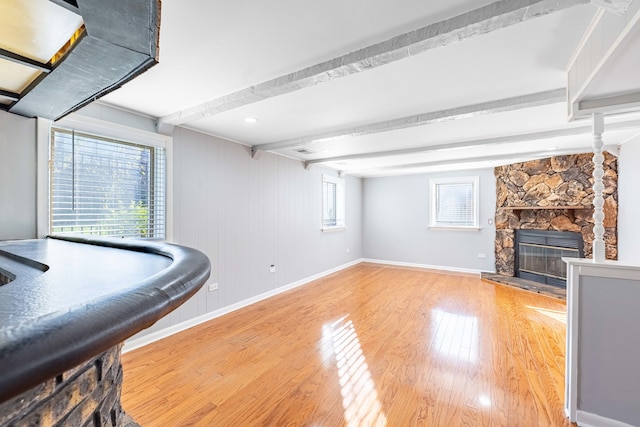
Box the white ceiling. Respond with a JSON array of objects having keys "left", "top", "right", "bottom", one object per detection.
[{"left": 101, "top": 0, "right": 640, "bottom": 177}]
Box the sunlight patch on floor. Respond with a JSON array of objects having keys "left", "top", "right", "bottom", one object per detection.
[
  {"left": 526, "top": 305, "right": 567, "bottom": 324},
  {"left": 432, "top": 309, "right": 479, "bottom": 363},
  {"left": 323, "top": 316, "right": 387, "bottom": 427}
]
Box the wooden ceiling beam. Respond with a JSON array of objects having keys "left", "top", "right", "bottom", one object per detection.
[
  {"left": 158, "top": 0, "right": 589, "bottom": 129},
  {"left": 254, "top": 89, "right": 566, "bottom": 153},
  {"left": 305, "top": 118, "right": 640, "bottom": 167}
]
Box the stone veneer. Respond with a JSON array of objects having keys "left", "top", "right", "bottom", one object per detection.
[
  {"left": 494, "top": 153, "right": 618, "bottom": 277},
  {"left": 0, "top": 268, "right": 13, "bottom": 286},
  {"left": 0, "top": 344, "right": 138, "bottom": 427}
]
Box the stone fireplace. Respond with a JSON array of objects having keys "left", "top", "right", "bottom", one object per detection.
[
  {"left": 515, "top": 229, "right": 583, "bottom": 286},
  {"left": 494, "top": 153, "right": 618, "bottom": 282}
]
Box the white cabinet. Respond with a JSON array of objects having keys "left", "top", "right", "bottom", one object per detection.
[{"left": 564, "top": 258, "right": 640, "bottom": 427}]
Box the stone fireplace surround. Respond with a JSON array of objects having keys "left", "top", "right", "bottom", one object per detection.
[{"left": 494, "top": 153, "right": 618, "bottom": 278}]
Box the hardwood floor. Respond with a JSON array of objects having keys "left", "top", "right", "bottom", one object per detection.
[{"left": 121, "top": 263, "right": 572, "bottom": 426}]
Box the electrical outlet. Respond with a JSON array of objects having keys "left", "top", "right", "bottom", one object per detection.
[
  {"left": 488, "top": 218, "right": 494, "bottom": 225},
  {"left": 269, "top": 265, "right": 276, "bottom": 273},
  {"left": 208, "top": 283, "right": 218, "bottom": 291},
  {"left": 346, "top": 248, "right": 350, "bottom": 253},
  {"left": 478, "top": 253, "right": 486, "bottom": 259}
]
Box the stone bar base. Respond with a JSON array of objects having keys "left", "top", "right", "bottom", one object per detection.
[{"left": 0, "top": 344, "right": 138, "bottom": 427}]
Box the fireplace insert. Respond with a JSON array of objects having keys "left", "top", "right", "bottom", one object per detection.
[{"left": 515, "top": 229, "right": 584, "bottom": 287}]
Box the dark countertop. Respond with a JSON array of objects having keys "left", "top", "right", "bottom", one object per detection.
[{"left": 0, "top": 235, "right": 210, "bottom": 403}]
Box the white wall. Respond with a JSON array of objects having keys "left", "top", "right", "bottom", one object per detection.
[
  {"left": 136, "top": 126, "right": 363, "bottom": 338},
  {"left": 577, "top": 274, "right": 640, "bottom": 426},
  {"left": 1, "top": 105, "right": 362, "bottom": 342},
  {"left": 362, "top": 169, "right": 497, "bottom": 273},
  {"left": 0, "top": 111, "right": 36, "bottom": 240},
  {"left": 618, "top": 136, "right": 640, "bottom": 264}
]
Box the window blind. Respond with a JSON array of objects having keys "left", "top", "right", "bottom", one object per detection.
[
  {"left": 50, "top": 128, "right": 166, "bottom": 239},
  {"left": 323, "top": 180, "right": 337, "bottom": 227},
  {"left": 435, "top": 182, "right": 475, "bottom": 226}
]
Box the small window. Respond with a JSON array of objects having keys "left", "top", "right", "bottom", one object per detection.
[
  {"left": 50, "top": 127, "right": 166, "bottom": 239},
  {"left": 322, "top": 174, "right": 345, "bottom": 231},
  {"left": 430, "top": 176, "right": 479, "bottom": 229}
]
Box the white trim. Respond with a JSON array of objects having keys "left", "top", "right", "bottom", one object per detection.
[
  {"left": 429, "top": 175, "right": 480, "bottom": 229},
  {"left": 164, "top": 137, "right": 174, "bottom": 243},
  {"left": 321, "top": 226, "right": 346, "bottom": 233},
  {"left": 94, "top": 100, "right": 158, "bottom": 121},
  {"left": 123, "top": 258, "right": 363, "bottom": 353},
  {"left": 565, "top": 9, "right": 606, "bottom": 72},
  {"left": 564, "top": 261, "right": 581, "bottom": 422},
  {"left": 181, "top": 124, "right": 251, "bottom": 148},
  {"left": 362, "top": 258, "right": 483, "bottom": 275},
  {"left": 55, "top": 114, "right": 171, "bottom": 148},
  {"left": 36, "top": 118, "right": 51, "bottom": 239},
  {"left": 564, "top": 258, "right": 640, "bottom": 278},
  {"left": 322, "top": 174, "right": 346, "bottom": 229},
  {"left": 564, "top": 257, "right": 640, "bottom": 423},
  {"left": 576, "top": 410, "right": 635, "bottom": 427},
  {"left": 41, "top": 115, "right": 174, "bottom": 241},
  {"left": 428, "top": 226, "right": 482, "bottom": 231}
]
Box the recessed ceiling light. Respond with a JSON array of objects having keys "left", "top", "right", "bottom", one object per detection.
[{"left": 244, "top": 117, "right": 259, "bottom": 124}]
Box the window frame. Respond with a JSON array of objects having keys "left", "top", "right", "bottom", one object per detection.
[
  {"left": 321, "top": 174, "right": 346, "bottom": 232},
  {"left": 37, "top": 114, "right": 173, "bottom": 241},
  {"left": 429, "top": 176, "right": 480, "bottom": 230}
]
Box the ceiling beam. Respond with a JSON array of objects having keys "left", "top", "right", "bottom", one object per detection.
[
  {"left": 567, "top": 2, "right": 640, "bottom": 119},
  {"left": 158, "top": 0, "right": 589, "bottom": 128},
  {"left": 578, "top": 92, "right": 640, "bottom": 115},
  {"left": 305, "top": 118, "right": 640, "bottom": 167},
  {"left": 342, "top": 149, "right": 583, "bottom": 175},
  {"left": 591, "top": 0, "right": 633, "bottom": 14},
  {"left": 253, "top": 89, "right": 566, "bottom": 154}
]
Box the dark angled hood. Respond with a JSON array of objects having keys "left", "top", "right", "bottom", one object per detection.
[{"left": 6, "top": 0, "right": 160, "bottom": 120}]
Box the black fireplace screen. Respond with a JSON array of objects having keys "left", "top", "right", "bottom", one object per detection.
[{"left": 515, "top": 230, "right": 584, "bottom": 287}]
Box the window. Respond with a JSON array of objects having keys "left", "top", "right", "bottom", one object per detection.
[
  {"left": 322, "top": 174, "right": 345, "bottom": 231},
  {"left": 49, "top": 127, "right": 166, "bottom": 239},
  {"left": 430, "top": 176, "right": 479, "bottom": 229}
]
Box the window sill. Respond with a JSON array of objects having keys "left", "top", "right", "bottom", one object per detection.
[
  {"left": 428, "top": 226, "right": 482, "bottom": 231},
  {"left": 321, "top": 226, "right": 346, "bottom": 233}
]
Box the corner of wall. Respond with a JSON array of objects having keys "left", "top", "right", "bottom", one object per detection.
[{"left": 618, "top": 136, "right": 640, "bottom": 264}]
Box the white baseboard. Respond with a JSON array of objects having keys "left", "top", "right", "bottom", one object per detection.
[
  {"left": 576, "top": 410, "right": 635, "bottom": 427},
  {"left": 125, "top": 258, "right": 488, "bottom": 352},
  {"left": 123, "top": 258, "right": 363, "bottom": 353},
  {"left": 362, "top": 258, "right": 484, "bottom": 275}
]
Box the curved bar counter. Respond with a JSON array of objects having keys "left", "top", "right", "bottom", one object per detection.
[{"left": 0, "top": 235, "right": 210, "bottom": 425}]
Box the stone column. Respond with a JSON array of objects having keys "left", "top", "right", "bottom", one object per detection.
[{"left": 592, "top": 113, "right": 606, "bottom": 262}]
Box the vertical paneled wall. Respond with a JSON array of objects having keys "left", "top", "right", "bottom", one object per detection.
[
  {"left": 0, "top": 111, "right": 36, "bottom": 240},
  {"left": 140, "top": 127, "right": 362, "bottom": 337},
  {"left": 362, "top": 169, "right": 497, "bottom": 272}
]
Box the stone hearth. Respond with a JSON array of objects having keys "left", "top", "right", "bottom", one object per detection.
[
  {"left": 494, "top": 153, "right": 618, "bottom": 278},
  {"left": 481, "top": 272, "right": 566, "bottom": 299}
]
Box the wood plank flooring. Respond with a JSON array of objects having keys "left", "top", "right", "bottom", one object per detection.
[{"left": 121, "top": 263, "right": 572, "bottom": 426}]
